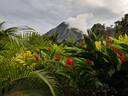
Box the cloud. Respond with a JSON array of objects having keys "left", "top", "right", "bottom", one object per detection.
[
  {"left": 66, "top": 14, "right": 93, "bottom": 34},
  {"left": 0, "top": 0, "right": 127, "bottom": 34}
]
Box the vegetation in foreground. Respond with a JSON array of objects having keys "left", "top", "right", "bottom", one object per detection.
[{"left": 1, "top": 14, "right": 128, "bottom": 96}]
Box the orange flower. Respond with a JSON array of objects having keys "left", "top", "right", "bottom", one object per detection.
[
  {"left": 33, "top": 53, "right": 41, "bottom": 61},
  {"left": 55, "top": 53, "right": 61, "bottom": 62}
]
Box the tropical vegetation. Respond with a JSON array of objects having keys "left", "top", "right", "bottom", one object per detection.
[{"left": 1, "top": 14, "right": 128, "bottom": 96}]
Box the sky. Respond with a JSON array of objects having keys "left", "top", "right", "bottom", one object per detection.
[{"left": 0, "top": 0, "right": 128, "bottom": 34}]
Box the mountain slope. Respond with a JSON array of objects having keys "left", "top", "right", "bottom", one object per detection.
[{"left": 44, "top": 22, "right": 84, "bottom": 43}]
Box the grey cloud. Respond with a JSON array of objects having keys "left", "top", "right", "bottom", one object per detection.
[{"left": 0, "top": 0, "right": 127, "bottom": 33}]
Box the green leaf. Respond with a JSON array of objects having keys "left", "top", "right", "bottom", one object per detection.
[
  {"left": 35, "top": 71, "right": 58, "bottom": 96},
  {"left": 119, "top": 43, "right": 128, "bottom": 52}
]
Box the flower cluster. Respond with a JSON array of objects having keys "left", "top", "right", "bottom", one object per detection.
[{"left": 15, "top": 51, "right": 41, "bottom": 63}]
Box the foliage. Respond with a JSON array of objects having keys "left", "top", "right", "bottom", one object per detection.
[
  {"left": 115, "top": 14, "right": 128, "bottom": 35},
  {"left": 1, "top": 14, "right": 128, "bottom": 96},
  {"left": 0, "top": 23, "right": 60, "bottom": 96}
]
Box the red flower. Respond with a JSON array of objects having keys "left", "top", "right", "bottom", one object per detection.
[
  {"left": 111, "top": 47, "right": 126, "bottom": 63},
  {"left": 65, "top": 57, "right": 74, "bottom": 65},
  {"left": 119, "top": 55, "right": 126, "bottom": 63},
  {"left": 111, "top": 47, "right": 121, "bottom": 55}
]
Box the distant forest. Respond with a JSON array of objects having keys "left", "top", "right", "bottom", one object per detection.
[{"left": 88, "top": 14, "right": 128, "bottom": 37}]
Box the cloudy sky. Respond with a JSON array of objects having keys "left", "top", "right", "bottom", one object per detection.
[{"left": 0, "top": 0, "right": 128, "bottom": 34}]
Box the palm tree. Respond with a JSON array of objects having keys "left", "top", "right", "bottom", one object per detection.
[
  {"left": 0, "top": 22, "right": 59, "bottom": 96},
  {"left": 0, "top": 59, "right": 58, "bottom": 96}
]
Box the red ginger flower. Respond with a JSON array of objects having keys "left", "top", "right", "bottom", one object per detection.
[
  {"left": 119, "top": 55, "right": 126, "bottom": 63},
  {"left": 65, "top": 57, "right": 74, "bottom": 65},
  {"left": 111, "top": 47, "right": 126, "bottom": 63}
]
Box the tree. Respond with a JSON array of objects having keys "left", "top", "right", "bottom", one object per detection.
[
  {"left": 115, "top": 14, "right": 128, "bottom": 35},
  {"left": 106, "top": 26, "right": 115, "bottom": 36},
  {"left": 0, "top": 22, "right": 59, "bottom": 96},
  {"left": 90, "top": 23, "right": 106, "bottom": 38}
]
